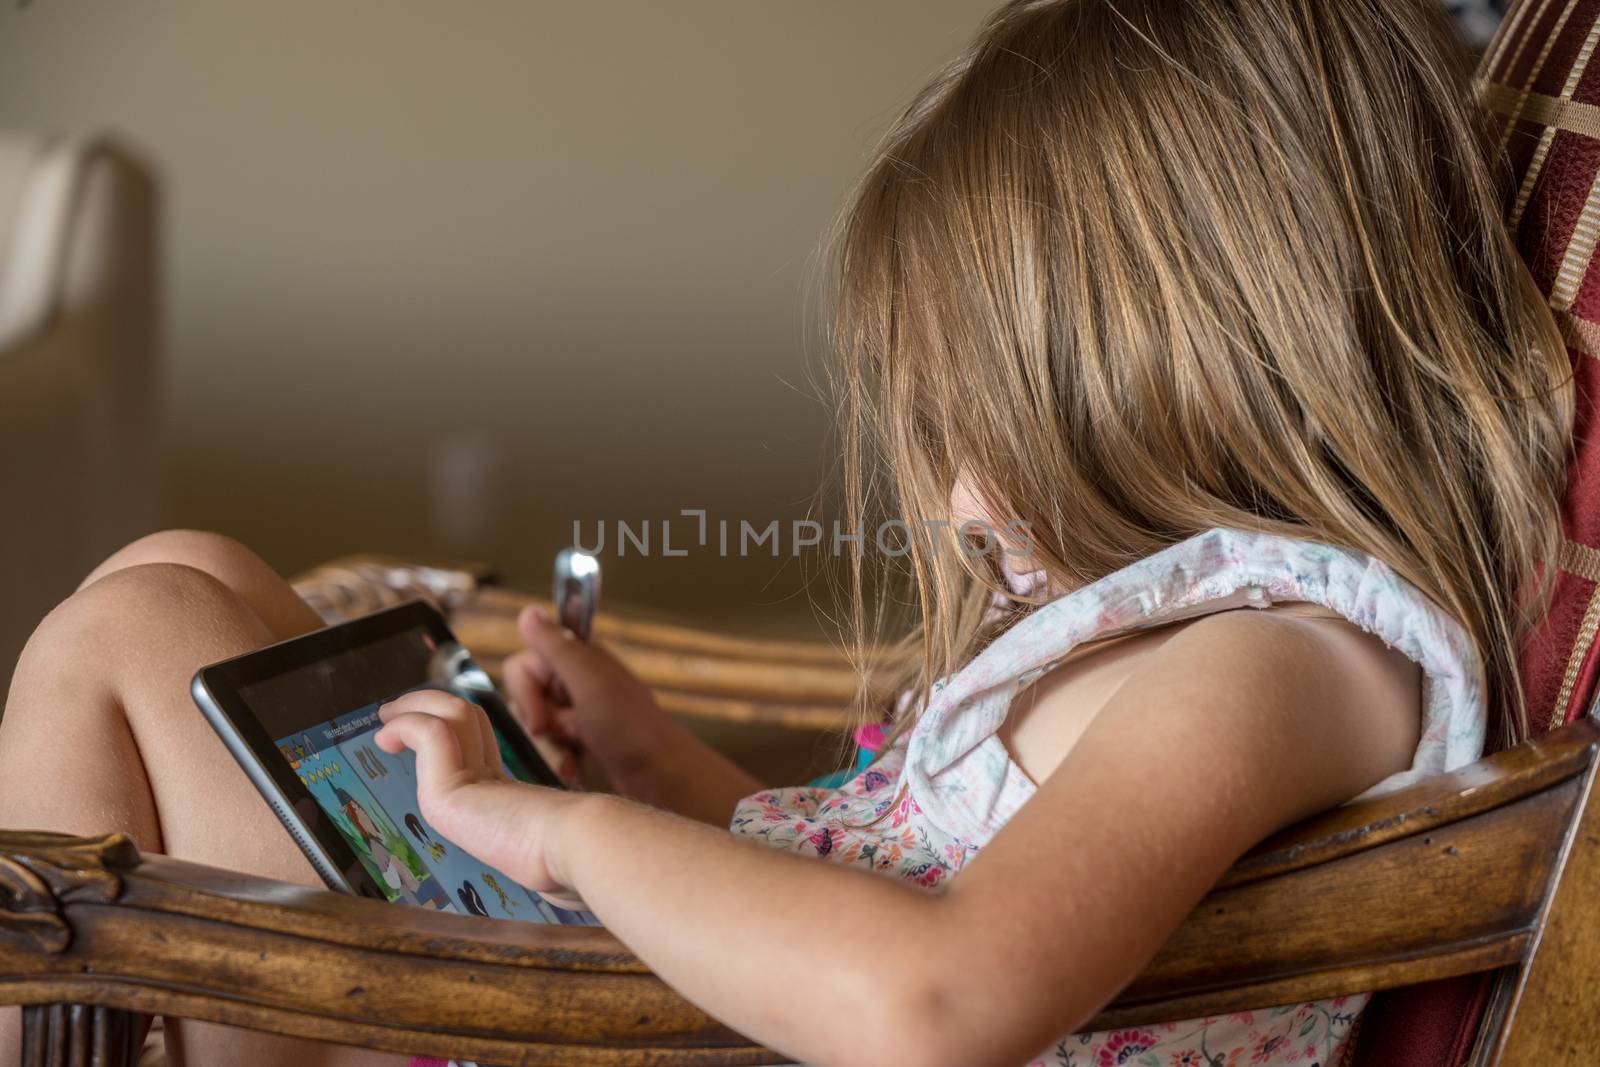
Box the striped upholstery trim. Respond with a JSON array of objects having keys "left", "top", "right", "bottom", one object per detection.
[
  {"left": 1554, "top": 169, "right": 1600, "bottom": 311},
  {"left": 1552, "top": 541, "right": 1600, "bottom": 730},
  {"left": 1559, "top": 537, "right": 1600, "bottom": 582},
  {"left": 1503, "top": 0, "right": 1586, "bottom": 225},
  {"left": 1485, "top": 0, "right": 1548, "bottom": 80},
  {"left": 1483, "top": 81, "right": 1600, "bottom": 139},
  {"left": 1552, "top": 584, "right": 1600, "bottom": 730},
  {"left": 1552, "top": 10, "right": 1600, "bottom": 312},
  {"left": 1490, "top": 0, "right": 1560, "bottom": 147},
  {"left": 1558, "top": 309, "right": 1600, "bottom": 355}
]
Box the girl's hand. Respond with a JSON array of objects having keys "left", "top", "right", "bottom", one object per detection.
[
  {"left": 374, "top": 689, "right": 585, "bottom": 902},
  {"left": 501, "top": 605, "right": 675, "bottom": 793}
]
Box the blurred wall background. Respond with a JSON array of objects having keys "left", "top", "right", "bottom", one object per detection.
[
  {"left": 0, "top": 0, "right": 1001, "bottom": 636},
  {"left": 0, "top": 1, "right": 1506, "bottom": 643}
]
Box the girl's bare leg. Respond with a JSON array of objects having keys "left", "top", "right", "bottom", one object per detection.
[{"left": 0, "top": 532, "right": 401, "bottom": 1067}]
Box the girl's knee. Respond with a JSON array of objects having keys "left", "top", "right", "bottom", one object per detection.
[
  {"left": 40, "top": 563, "right": 264, "bottom": 658},
  {"left": 80, "top": 530, "right": 265, "bottom": 593},
  {"left": 10, "top": 563, "right": 268, "bottom": 718}
]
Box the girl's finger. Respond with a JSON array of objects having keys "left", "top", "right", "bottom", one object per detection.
[
  {"left": 557, "top": 753, "right": 580, "bottom": 785},
  {"left": 379, "top": 690, "right": 487, "bottom": 772},
  {"left": 506, "top": 647, "right": 553, "bottom": 688},
  {"left": 469, "top": 697, "right": 500, "bottom": 775},
  {"left": 517, "top": 606, "right": 621, "bottom": 705},
  {"left": 502, "top": 650, "right": 550, "bottom": 731},
  {"left": 379, "top": 688, "right": 473, "bottom": 722},
  {"left": 508, "top": 658, "right": 583, "bottom": 747},
  {"left": 524, "top": 689, "right": 553, "bottom": 738},
  {"left": 528, "top": 733, "right": 581, "bottom": 787},
  {"left": 374, "top": 712, "right": 466, "bottom": 797}
]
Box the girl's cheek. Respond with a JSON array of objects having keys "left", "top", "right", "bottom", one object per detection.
[
  {"left": 949, "top": 472, "right": 996, "bottom": 529},
  {"left": 950, "top": 473, "right": 1032, "bottom": 557}
]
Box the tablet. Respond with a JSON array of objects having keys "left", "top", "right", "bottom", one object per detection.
[{"left": 191, "top": 600, "right": 599, "bottom": 926}]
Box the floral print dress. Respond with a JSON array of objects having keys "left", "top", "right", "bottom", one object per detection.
[{"left": 730, "top": 528, "right": 1486, "bottom": 1067}]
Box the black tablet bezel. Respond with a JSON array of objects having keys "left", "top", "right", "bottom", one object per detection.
[{"left": 191, "top": 600, "right": 563, "bottom": 901}]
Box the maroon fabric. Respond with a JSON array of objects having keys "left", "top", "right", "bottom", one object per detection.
[
  {"left": 1351, "top": 2, "right": 1600, "bottom": 1063},
  {"left": 1350, "top": 974, "right": 1493, "bottom": 1067}
]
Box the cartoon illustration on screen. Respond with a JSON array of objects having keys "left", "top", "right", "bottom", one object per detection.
[
  {"left": 457, "top": 881, "right": 489, "bottom": 917},
  {"left": 335, "top": 788, "right": 427, "bottom": 903},
  {"left": 354, "top": 746, "right": 388, "bottom": 779},
  {"left": 405, "top": 813, "right": 446, "bottom": 861},
  {"left": 278, "top": 734, "right": 316, "bottom": 771},
  {"left": 278, "top": 728, "right": 449, "bottom": 911},
  {"left": 480, "top": 872, "right": 518, "bottom": 913},
  {"left": 336, "top": 715, "right": 534, "bottom": 921}
]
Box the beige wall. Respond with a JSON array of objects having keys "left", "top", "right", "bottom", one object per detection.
[{"left": 0, "top": 1, "right": 997, "bottom": 634}]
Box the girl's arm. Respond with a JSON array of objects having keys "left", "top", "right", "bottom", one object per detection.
[{"left": 377, "top": 609, "right": 1419, "bottom": 1067}]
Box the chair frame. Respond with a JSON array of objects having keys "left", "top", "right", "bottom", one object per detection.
[{"left": 2, "top": 558, "right": 1597, "bottom": 1066}]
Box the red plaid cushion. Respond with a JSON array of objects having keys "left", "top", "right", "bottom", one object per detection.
[{"left": 1356, "top": 3, "right": 1600, "bottom": 1063}]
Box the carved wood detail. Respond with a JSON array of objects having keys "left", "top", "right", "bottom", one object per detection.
[
  {"left": 20, "top": 1003, "right": 139, "bottom": 1067},
  {"left": 0, "top": 833, "right": 138, "bottom": 955}
]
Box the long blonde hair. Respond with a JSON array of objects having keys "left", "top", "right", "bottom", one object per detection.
[{"left": 832, "top": 0, "right": 1573, "bottom": 748}]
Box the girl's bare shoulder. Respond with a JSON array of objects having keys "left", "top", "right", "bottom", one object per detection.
[{"left": 1004, "top": 604, "right": 1421, "bottom": 787}]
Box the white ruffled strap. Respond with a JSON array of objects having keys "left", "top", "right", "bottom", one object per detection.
[{"left": 902, "top": 528, "right": 1485, "bottom": 843}]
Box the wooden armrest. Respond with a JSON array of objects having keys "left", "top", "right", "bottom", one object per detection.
[
  {"left": 0, "top": 836, "right": 768, "bottom": 1066},
  {"left": 4, "top": 720, "right": 1595, "bottom": 1064}
]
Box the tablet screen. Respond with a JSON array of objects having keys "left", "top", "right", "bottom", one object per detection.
[
  {"left": 219, "top": 613, "right": 597, "bottom": 926},
  {"left": 269, "top": 699, "right": 592, "bottom": 924}
]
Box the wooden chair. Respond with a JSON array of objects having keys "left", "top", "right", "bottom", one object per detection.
[
  {"left": 0, "top": 557, "right": 1595, "bottom": 1066},
  {"left": 5, "top": 2, "right": 1600, "bottom": 1063}
]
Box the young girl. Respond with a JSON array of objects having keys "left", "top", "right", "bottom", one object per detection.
[{"left": 0, "top": 1, "right": 1573, "bottom": 1065}]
